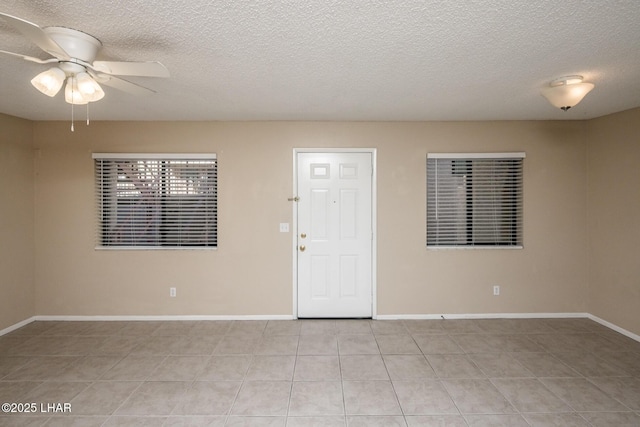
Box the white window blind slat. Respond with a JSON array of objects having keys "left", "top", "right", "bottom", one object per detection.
[
  {"left": 427, "top": 155, "right": 524, "bottom": 248},
  {"left": 95, "top": 155, "right": 217, "bottom": 248}
]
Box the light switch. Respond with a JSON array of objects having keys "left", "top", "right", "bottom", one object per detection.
[{"left": 279, "top": 223, "right": 290, "bottom": 233}]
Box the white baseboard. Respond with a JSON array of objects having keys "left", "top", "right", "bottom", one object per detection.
[
  {"left": 34, "top": 314, "right": 296, "bottom": 322},
  {"left": 588, "top": 314, "right": 640, "bottom": 343},
  {"left": 0, "top": 316, "right": 37, "bottom": 336},
  {"left": 375, "top": 312, "right": 590, "bottom": 320}
]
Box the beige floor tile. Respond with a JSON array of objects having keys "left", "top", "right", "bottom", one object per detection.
[
  {"left": 442, "top": 379, "right": 516, "bottom": 414},
  {"left": 579, "top": 411, "right": 640, "bottom": 426},
  {"left": 172, "top": 381, "right": 241, "bottom": 415},
  {"left": 294, "top": 356, "right": 341, "bottom": 381},
  {"left": 464, "top": 414, "right": 529, "bottom": 426},
  {"left": 55, "top": 356, "right": 122, "bottom": 381},
  {"left": 2, "top": 318, "right": 638, "bottom": 426},
  {"left": 4, "top": 356, "right": 81, "bottom": 381},
  {"left": 189, "top": 320, "right": 232, "bottom": 336},
  {"left": 264, "top": 320, "right": 302, "bottom": 336},
  {"left": 340, "top": 355, "right": 388, "bottom": 381},
  {"left": 335, "top": 320, "right": 372, "bottom": 335},
  {"left": 255, "top": 336, "right": 299, "bottom": 355},
  {"left": 148, "top": 356, "right": 209, "bottom": 381},
  {"left": 413, "top": 335, "right": 464, "bottom": 355},
  {"left": 197, "top": 355, "right": 251, "bottom": 381},
  {"left": 540, "top": 377, "right": 628, "bottom": 411},
  {"left": 225, "top": 416, "right": 286, "bottom": 426},
  {"left": 383, "top": 355, "right": 436, "bottom": 380},
  {"left": 22, "top": 380, "right": 89, "bottom": 405},
  {"left": 426, "top": 354, "right": 485, "bottom": 379},
  {"left": 299, "top": 320, "right": 336, "bottom": 335},
  {"left": 42, "top": 416, "right": 109, "bottom": 426},
  {"left": 230, "top": 381, "right": 292, "bottom": 416},
  {"left": 151, "top": 321, "right": 198, "bottom": 336},
  {"left": 286, "top": 416, "right": 345, "bottom": 426},
  {"left": 375, "top": 335, "right": 421, "bottom": 354},
  {"left": 227, "top": 321, "right": 268, "bottom": 336},
  {"left": 370, "top": 320, "right": 408, "bottom": 335},
  {"left": 392, "top": 380, "right": 458, "bottom": 415},
  {"left": 343, "top": 381, "right": 402, "bottom": 415},
  {"left": 490, "top": 378, "right": 571, "bottom": 413},
  {"left": 337, "top": 335, "right": 379, "bottom": 355},
  {"left": 297, "top": 335, "right": 338, "bottom": 356},
  {"left": 405, "top": 415, "right": 467, "bottom": 426},
  {"left": 115, "top": 381, "right": 190, "bottom": 415},
  {"left": 553, "top": 351, "right": 628, "bottom": 377},
  {"left": 346, "top": 415, "right": 406, "bottom": 426},
  {"left": 102, "top": 416, "right": 168, "bottom": 426},
  {"left": 213, "top": 335, "right": 260, "bottom": 355},
  {"left": 170, "top": 336, "right": 223, "bottom": 355},
  {"left": 587, "top": 376, "right": 640, "bottom": 410},
  {"left": 403, "top": 320, "right": 445, "bottom": 335},
  {"left": 163, "top": 415, "right": 226, "bottom": 426},
  {"left": 289, "top": 381, "right": 344, "bottom": 416},
  {"left": 100, "top": 355, "right": 166, "bottom": 381},
  {"left": 246, "top": 356, "right": 295, "bottom": 381},
  {"left": 469, "top": 353, "right": 533, "bottom": 378},
  {"left": 522, "top": 412, "right": 591, "bottom": 426},
  {"left": 69, "top": 381, "right": 141, "bottom": 415}
]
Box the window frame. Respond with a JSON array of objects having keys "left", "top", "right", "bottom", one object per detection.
[
  {"left": 93, "top": 153, "right": 218, "bottom": 250},
  {"left": 426, "top": 152, "right": 525, "bottom": 250}
]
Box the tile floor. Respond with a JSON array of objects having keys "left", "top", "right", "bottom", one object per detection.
[{"left": 0, "top": 318, "right": 639, "bottom": 426}]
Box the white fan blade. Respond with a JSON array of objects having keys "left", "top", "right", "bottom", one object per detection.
[
  {"left": 0, "top": 49, "right": 59, "bottom": 64},
  {"left": 91, "top": 60, "right": 170, "bottom": 77},
  {"left": 95, "top": 74, "right": 156, "bottom": 96},
  {"left": 0, "top": 13, "right": 70, "bottom": 60}
]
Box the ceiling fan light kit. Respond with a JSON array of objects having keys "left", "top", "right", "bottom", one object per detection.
[
  {"left": 541, "top": 75, "right": 595, "bottom": 111},
  {"left": 0, "top": 12, "right": 169, "bottom": 130},
  {"left": 30, "top": 67, "right": 65, "bottom": 97}
]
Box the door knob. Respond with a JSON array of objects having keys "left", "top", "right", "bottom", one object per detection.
[
  {"left": 299, "top": 245, "right": 306, "bottom": 252},
  {"left": 300, "top": 233, "right": 307, "bottom": 239}
]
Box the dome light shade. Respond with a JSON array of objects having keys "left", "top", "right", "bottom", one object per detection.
[
  {"left": 76, "top": 72, "right": 105, "bottom": 102},
  {"left": 65, "top": 76, "right": 88, "bottom": 105},
  {"left": 31, "top": 67, "right": 66, "bottom": 97},
  {"left": 541, "top": 75, "right": 594, "bottom": 111}
]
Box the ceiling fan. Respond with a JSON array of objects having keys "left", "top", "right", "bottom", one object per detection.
[{"left": 0, "top": 12, "right": 169, "bottom": 108}]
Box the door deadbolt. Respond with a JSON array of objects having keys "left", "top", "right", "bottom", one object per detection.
[{"left": 300, "top": 233, "right": 307, "bottom": 239}]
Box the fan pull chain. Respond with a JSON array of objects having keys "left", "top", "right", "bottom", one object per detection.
[
  {"left": 71, "top": 77, "right": 75, "bottom": 132},
  {"left": 87, "top": 102, "right": 90, "bottom": 126}
]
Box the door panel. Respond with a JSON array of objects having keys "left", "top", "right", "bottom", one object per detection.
[{"left": 297, "top": 152, "right": 372, "bottom": 318}]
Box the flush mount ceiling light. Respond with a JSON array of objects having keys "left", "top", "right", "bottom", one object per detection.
[
  {"left": 0, "top": 12, "right": 170, "bottom": 130},
  {"left": 541, "top": 75, "right": 595, "bottom": 111}
]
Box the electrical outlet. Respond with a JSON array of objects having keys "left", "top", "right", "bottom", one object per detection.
[
  {"left": 170, "top": 287, "right": 176, "bottom": 297},
  {"left": 279, "top": 223, "right": 289, "bottom": 233},
  {"left": 493, "top": 285, "right": 500, "bottom": 296}
]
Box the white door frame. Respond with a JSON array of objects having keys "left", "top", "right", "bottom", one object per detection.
[{"left": 292, "top": 148, "right": 377, "bottom": 319}]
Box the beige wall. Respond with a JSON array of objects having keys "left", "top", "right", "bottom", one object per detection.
[
  {"left": 0, "top": 114, "right": 35, "bottom": 330},
  {"left": 31, "top": 120, "right": 590, "bottom": 318},
  {"left": 587, "top": 108, "right": 640, "bottom": 335}
]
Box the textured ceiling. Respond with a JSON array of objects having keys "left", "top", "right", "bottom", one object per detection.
[{"left": 1, "top": 0, "right": 639, "bottom": 121}]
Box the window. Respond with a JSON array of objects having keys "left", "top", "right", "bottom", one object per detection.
[
  {"left": 427, "top": 153, "right": 524, "bottom": 248},
  {"left": 94, "top": 153, "right": 217, "bottom": 248}
]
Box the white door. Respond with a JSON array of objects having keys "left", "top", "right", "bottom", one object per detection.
[{"left": 296, "top": 152, "right": 373, "bottom": 318}]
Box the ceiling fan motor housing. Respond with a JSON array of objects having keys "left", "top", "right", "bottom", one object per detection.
[{"left": 43, "top": 26, "right": 102, "bottom": 63}]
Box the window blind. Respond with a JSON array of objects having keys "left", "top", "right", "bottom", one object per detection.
[
  {"left": 427, "top": 153, "right": 524, "bottom": 248},
  {"left": 94, "top": 153, "right": 217, "bottom": 248}
]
